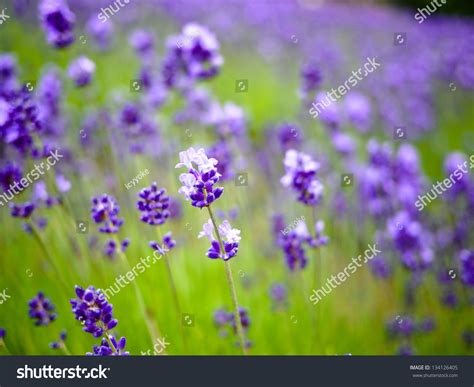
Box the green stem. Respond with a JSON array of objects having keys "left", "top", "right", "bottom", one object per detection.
[
  {"left": 155, "top": 228, "right": 189, "bottom": 353},
  {"left": 29, "top": 223, "right": 69, "bottom": 293},
  {"left": 155, "top": 229, "right": 181, "bottom": 317},
  {"left": 113, "top": 238, "right": 165, "bottom": 354},
  {"left": 0, "top": 340, "right": 12, "bottom": 355},
  {"left": 207, "top": 205, "right": 247, "bottom": 355},
  {"left": 61, "top": 343, "right": 72, "bottom": 356}
]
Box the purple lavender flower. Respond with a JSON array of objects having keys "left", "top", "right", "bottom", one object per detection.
[
  {"left": 0, "top": 89, "right": 42, "bottom": 156},
  {"left": 281, "top": 149, "right": 323, "bottom": 206},
  {"left": 87, "top": 336, "right": 129, "bottom": 356},
  {"left": 137, "top": 183, "right": 170, "bottom": 226},
  {"left": 300, "top": 63, "right": 322, "bottom": 96},
  {"left": 208, "top": 140, "right": 233, "bottom": 181},
  {"left": 269, "top": 283, "right": 287, "bottom": 306},
  {"left": 175, "top": 147, "right": 224, "bottom": 208},
  {"left": 37, "top": 68, "right": 64, "bottom": 137},
  {"left": 168, "top": 197, "right": 182, "bottom": 220},
  {"left": 38, "top": 0, "right": 75, "bottom": 48},
  {"left": 0, "top": 54, "right": 18, "bottom": 94},
  {"left": 129, "top": 29, "right": 154, "bottom": 58},
  {"left": 0, "top": 161, "right": 23, "bottom": 192},
  {"left": 419, "top": 318, "right": 435, "bottom": 333},
  {"left": 86, "top": 16, "right": 113, "bottom": 50},
  {"left": 214, "top": 309, "right": 231, "bottom": 328},
  {"left": 344, "top": 92, "right": 372, "bottom": 133},
  {"left": 198, "top": 219, "right": 241, "bottom": 260},
  {"left": 0, "top": 328, "right": 5, "bottom": 339},
  {"left": 209, "top": 103, "right": 246, "bottom": 138},
  {"left": 118, "top": 102, "right": 157, "bottom": 153},
  {"left": 150, "top": 232, "right": 176, "bottom": 255},
  {"left": 330, "top": 132, "right": 355, "bottom": 157},
  {"left": 68, "top": 57, "right": 95, "bottom": 87},
  {"left": 49, "top": 330, "right": 67, "bottom": 349},
  {"left": 104, "top": 238, "right": 130, "bottom": 259},
  {"left": 309, "top": 220, "right": 329, "bottom": 248},
  {"left": 459, "top": 250, "right": 474, "bottom": 287},
  {"left": 441, "top": 290, "right": 458, "bottom": 308},
  {"left": 70, "top": 286, "right": 117, "bottom": 338},
  {"left": 91, "top": 194, "right": 124, "bottom": 233},
  {"left": 230, "top": 307, "right": 250, "bottom": 332},
  {"left": 387, "top": 212, "right": 433, "bottom": 271},
  {"left": 444, "top": 152, "right": 470, "bottom": 198},
  {"left": 279, "top": 221, "right": 311, "bottom": 271},
  {"left": 10, "top": 202, "right": 35, "bottom": 218},
  {"left": 276, "top": 123, "right": 302, "bottom": 151},
  {"left": 162, "top": 23, "right": 223, "bottom": 88},
  {"left": 386, "top": 315, "right": 415, "bottom": 338},
  {"left": 397, "top": 345, "right": 414, "bottom": 356},
  {"left": 369, "top": 256, "right": 392, "bottom": 279},
  {"left": 28, "top": 292, "right": 57, "bottom": 326}
]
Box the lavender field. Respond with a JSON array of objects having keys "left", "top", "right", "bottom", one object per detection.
[{"left": 0, "top": 0, "right": 473, "bottom": 356}]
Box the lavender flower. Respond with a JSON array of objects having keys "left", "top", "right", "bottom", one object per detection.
[
  {"left": 129, "top": 29, "right": 154, "bottom": 58},
  {"left": 87, "top": 336, "right": 129, "bottom": 356},
  {"left": 459, "top": 250, "right": 474, "bottom": 287},
  {"left": 213, "top": 307, "right": 251, "bottom": 346},
  {"left": 28, "top": 292, "right": 57, "bottom": 326},
  {"left": 269, "top": 283, "right": 287, "bottom": 308},
  {"left": 0, "top": 89, "right": 42, "bottom": 156},
  {"left": 68, "top": 57, "right": 95, "bottom": 87},
  {"left": 444, "top": 152, "right": 470, "bottom": 198},
  {"left": 209, "top": 102, "right": 246, "bottom": 138},
  {"left": 208, "top": 140, "right": 233, "bottom": 181},
  {"left": 162, "top": 23, "right": 223, "bottom": 88},
  {"left": 279, "top": 221, "right": 311, "bottom": 271},
  {"left": 0, "top": 54, "right": 18, "bottom": 93},
  {"left": 276, "top": 123, "right": 302, "bottom": 151},
  {"left": 369, "top": 256, "right": 392, "bottom": 279},
  {"left": 10, "top": 202, "right": 35, "bottom": 218},
  {"left": 150, "top": 231, "right": 176, "bottom": 255},
  {"left": 118, "top": 102, "right": 157, "bottom": 153},
  {"left": 281, "top": 149, "right": 323, "bottom": 206},
  {"left": 104, "top": 238, "right": 130, "bottom": 259},
  {"left": 0, "top": 161, "right": 23, "bottom": 192},
  {"left": 344, "top": 92, "right": 372, "bottom": 133},
  {"left": 137, "top": 183, "right": 170, "bottom": 225},
  {"left": 175, "top": 147, "right": 224, "bottom": 208},
  {"left": 86, "top": 16, "right": 113, "bottom": 50},
  {"left": 38, "top": 0, "right": 75, "bottom": 48},
  {"left": 309, "top": 220, "right": 329, "bottom": 248},
  {"left": 300, "top": 63, "right": 322, "bottom": 96},
  {"left": 198, "top": 219, "right": 241, "bottom": 260},
  {"left": 91, "top": 194, "right": 124, "bottom": 233},
  {"left": 70, "top": 286, "right": 117, "bottom": 338},
  {"left": 0, "top": 328, "right": 5, "bottom": 339},
  {"left": 387, "top": 212, "right": 433, "bottom": 271},
  {"left": 49, "top": 330, "right": 67, "bottom": 349}
]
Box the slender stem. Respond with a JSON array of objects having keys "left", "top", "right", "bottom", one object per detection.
[
  {"left": 155, "top": 228, "right": 189, "bottom": 353},
  {"left": 207, "top": 205, "right": 247, "bottom": 355},
  {"left": 113, "top": 238, "right": 165, "bottom": 354},
  {"left": 29, "top": 223, "right": 69, "bottom": 293},
  {"left": 0, "top": 340, "right": 11, "bottom": 355},
  {"left": 155, "top": 229, "right": 181, "bottom": 317},
  {"left": 61, "top": 343, "right": 72, "bottom": 356},
  {"left": 310, "top": 207, "right": 322, "bottom": 353}
]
